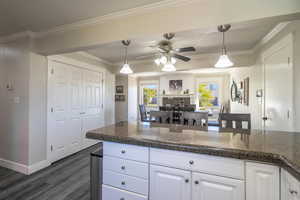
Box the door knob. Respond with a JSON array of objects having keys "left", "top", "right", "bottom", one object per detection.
[
  {"left": 121, "top": 166, "right": 125, "bottom": 170},
  {"left": 195, "top": 180, "right": 199, "bottom": 185},
  {"left": 185, "top": 179, "right": 189, "bottom": 183},
  {"left": 121, "top": 150, "right": 126, "bottom": 154},
  {"left": 262, "top": 117, "right": 268, "bottom": 121},
  {"left": 189, "top": 160, "right": 194, "bottom": 165},
  {"left": 121, "top": 181, "right": 126, "bottom": 185}
]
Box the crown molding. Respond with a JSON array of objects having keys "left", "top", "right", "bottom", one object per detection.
[
  {"left": 0, "top": 31, "right": 36, "bottom": 43},
  {"left": 253, "top": 21, "right": 291, "bottom": 51},
  {"left": 35, "top": 0, "right": 197, "bottom": 38}
]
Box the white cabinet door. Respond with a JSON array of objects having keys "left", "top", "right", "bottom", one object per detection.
[
  {"left": 48, "top": 61, "right": 70, "bottom": 162},
  {"left": 192, "top": 172, "right": 244, "bottom": 200},
  {"left": 281, "top": 169, "right": 300, "bottom": 200},
  {"left": 82, "top": 70, "right": 103, "bottom": 148},
  {"left": 68, "top": 66, "right": 83, "bottom": 155},
  {"left": 246, "top": 162, "right": 279, "bottom": 200},
  {"left": 150, "top": 165, "right": 191, "bottom": 200}
]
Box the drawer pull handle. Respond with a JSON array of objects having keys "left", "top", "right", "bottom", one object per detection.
[
  {"left": 185, "top": 179, "right": 189, "bottom": 183},
  {"left": 121, "top": 166, "right": 125, "bottom": 170},
  {"left": 195, "top": 181, "right": 199, "bottom": 185},
  {"left": 120, "top": 198, "right": 125, "bottom": 200},
  {"left": 290, "top": 190, "right": 298, "bottom": 195},
  {"left": 121, "top": 181, "right": 126, "bottom": 185},
  {"left": 189, "top": 160, "right": 194, "bottom": 165},
  {"left": 121, "top": 150, "right": 126, "bottom": 154}
]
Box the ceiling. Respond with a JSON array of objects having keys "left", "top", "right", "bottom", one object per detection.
[
  {"left": 0, "top": 0, "right": 164, "bottom": 36},
  {"left": 86, "top": 18, "right": 280, "bottom": 64}
]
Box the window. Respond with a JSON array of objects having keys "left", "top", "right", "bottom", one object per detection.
[
  {"left": 198, "top": 82, "right": 220, "bottom": 108},
  {"left": 140, "top": 82, "right": 158, "bottom": 107}
]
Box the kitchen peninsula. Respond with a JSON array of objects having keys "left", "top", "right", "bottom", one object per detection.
[{"left": 86, "top": 122, "right": 300, "bottom": 200}]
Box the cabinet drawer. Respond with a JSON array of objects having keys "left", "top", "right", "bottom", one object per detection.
[
  {"left": 103, "top": 156, "right": 148, "bottom": 179},
  {"left": 103, "top": 170, "right": 148, "bottom": 195},
  {"left": 103, "top": 142, "right": 149, "bottom": 162},
  {"left": 150, "top": 148, "right": 244, "bottom": 180},
  {"left": 102, "top": 184, "right": 147, "bottom": 200}
]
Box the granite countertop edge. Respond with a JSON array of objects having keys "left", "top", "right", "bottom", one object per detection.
[{"left": 86, "top": 132, "right": 300, "bottom": 181}]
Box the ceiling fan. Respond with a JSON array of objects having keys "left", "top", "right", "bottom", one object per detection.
[{"left": 152, "top": 33, "right": 196, "bottom": 62}]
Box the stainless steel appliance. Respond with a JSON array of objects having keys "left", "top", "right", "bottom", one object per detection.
[{"left": 90, "top": 144, "right": 103, "bottom": 200}]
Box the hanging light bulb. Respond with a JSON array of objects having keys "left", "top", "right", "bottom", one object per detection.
[
  {"left": 171, "top": 57, "right": 176, "bottom": 64},
  {"left": 160, "top": 56, "right": 167, "bottom": 65},
  {"left": 215, "top": 25, "right": 234, "bottom": 68},
  {"left": 154, "top": 58, "right": 161, "bottom": 65},
  {"left": 120, "top": 40, "right": 133, "bottom": 74}
]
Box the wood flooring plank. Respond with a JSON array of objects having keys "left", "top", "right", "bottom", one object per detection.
[{"left": 0, "top": 144, "right": 100, "bottom": 200}]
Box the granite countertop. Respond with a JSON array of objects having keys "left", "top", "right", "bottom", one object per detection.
[{"left": 86, "top": 121, "right": 300, "bottom": 181}]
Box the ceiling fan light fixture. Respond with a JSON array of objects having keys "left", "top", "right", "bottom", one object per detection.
[
  {"left": 162, "top": 62, "right": 176, "bottom": 72},
  {"left": 215, "top": 54, "right": 233, "bottom": 68}
]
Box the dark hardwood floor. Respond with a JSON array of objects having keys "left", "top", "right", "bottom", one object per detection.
[{"left": 0, "top": 144, "right": 100, "bottom": 200}]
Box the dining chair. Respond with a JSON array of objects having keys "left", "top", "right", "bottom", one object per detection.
[
  {"left": 150, "top": 111, "right": 172, "bottom": 123},
  {"left": 219, "top": 113, "right": 251, "bottom": 130},
  {"left": 139, "top": 105, "right": 152, "bottom": 122},
  {"left": 182, "top": 112, "right": 208, "bottom": 129}
]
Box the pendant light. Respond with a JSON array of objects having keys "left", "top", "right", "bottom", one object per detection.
[
  {"left": 215, "top": 24, "right": 234, "bottom": 68},
  {"left": 120, "top": 40, "right": 133, "bottom": 74}
]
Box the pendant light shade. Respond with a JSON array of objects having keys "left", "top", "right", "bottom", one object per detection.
[
  {"left": 215, "top": 25, "right": 234, "bottom": 68},
  {"left": 120, "top": 63, "right": 133, "bottom": 74},
  {"left": 162, "top": 62, "right": 176, "bottom": 72},
  {"left": 215, "top": 54, "right": 233, "bottom": 68},
  {"left": 120, "top": 40, "right": 133, "bottom": 74}
]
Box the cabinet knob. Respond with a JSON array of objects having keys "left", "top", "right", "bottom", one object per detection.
[
  {"left": 121, "top": 150, "right": 126, "bottom": 154},
  {"left": 185, "top": 179, "right": 189, "bottom": 183},
  {"left": 121, "top": 166, "right": 125, "bottom": 170},
  {"left": 189, "top": 160, "right": 194, "bottom": 165},
  {"left": 195, "top": 181, "right": 199, "bottom": 185},
  {"left": 121, "top": 181, "right": 126, "bottom": 185}
]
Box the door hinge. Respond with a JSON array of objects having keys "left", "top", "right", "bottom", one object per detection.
[
  {"left": 288, "top": 57, "right": 290, "bottom": 65},
  {"left": 50, "top": 107, "right": 54, "bottom": 113},
  {"left": 50, "top": 145, "right": 53, "bottom": 152},
  {"left": 51, "top": 68, "right": 54, "bottom": 74}
]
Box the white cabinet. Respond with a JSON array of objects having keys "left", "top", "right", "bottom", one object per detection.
[
  {"left": 246, "top": 162, "right": 280, "bottom": 200},
  {"left": 192, "top": 172, "right": 244, "bottom": 200},
  {"left": 281, "top": 169, "right": 300, "bottom": 200},
  {"left": 150, "top": 165, "right": 191, "bottom": 200},
  {"left": 48, "top": 60, "right": 104, "bottom": 162}
]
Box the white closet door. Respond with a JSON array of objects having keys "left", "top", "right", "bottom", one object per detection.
[
  {"left": 68, "top": 66, "right": 83, "bottom": 155},
  {"left": 82, "top": 70, "right": 103, "bottom": 148},
  {"left": 48, "top": 61, "right": 70, "bottom": 162}
]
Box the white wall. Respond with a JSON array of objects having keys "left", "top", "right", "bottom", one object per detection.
[
  {"left": 160, "top": 74, "right": 195, "bottom": 95},
  {"left": 115, "top": 75, "right": 128, "bottom": 122},
  {"left": 28, "top": 53, "right": 48, "bottom": 165},
  {"left": 0, "top": 37, "right": 31, "bottom": 166},
  {"left": 229, "top": 66, "right": 263, "bottom": 130},
  {"left": 104, "top": 70, "right": 116, "bottom": 126},
  {"left": 128, "top": 76, "right": 138, "bottom": 122}
]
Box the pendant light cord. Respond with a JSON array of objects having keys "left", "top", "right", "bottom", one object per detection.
[{"left": 222, "top": 31, "right": 227, "bottom": 55}]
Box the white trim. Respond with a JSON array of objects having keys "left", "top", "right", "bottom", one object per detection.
[
  {"left": 48, "top": 55, "right": 106, "bottom": 73},
  {"left": 0, "top": 158, "right": 50, "bottom": 175},
  {"left": 0, "top": 31, "right": 35, "bottom": 43},
  {"left": 75, "top": 51, "right": 115, "bottom": 67},
  {"left": 254, "top": 22, "right": 291, "bottom": 51},
  {"left": 27, "top": 160, "right": 51, "bottom": 174}
]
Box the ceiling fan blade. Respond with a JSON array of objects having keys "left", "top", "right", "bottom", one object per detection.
[
  {"left": 176, "top": 47, "right": 196, "bottom": 53},
  {"left": 173, "top": 54, "right": 191, "bottom": 62}
]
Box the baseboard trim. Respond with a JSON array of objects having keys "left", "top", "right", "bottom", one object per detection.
[{"left": 0, "top": 158, "right": 50, "bottom": 175}]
